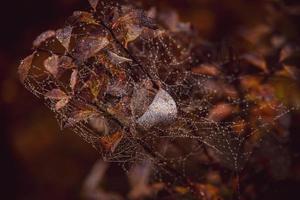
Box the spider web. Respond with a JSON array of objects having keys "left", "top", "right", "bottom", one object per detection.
[{"left": 19, "top": 0, "right": 295, "bottom": 195}]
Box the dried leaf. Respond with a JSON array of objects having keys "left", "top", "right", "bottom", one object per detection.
[
  {"left": 73, "top": 36, "right": 109, "bottom": 61},
  {"left": 125, "top": 25, "right": 143, "bottom": 47},
  {"left": 243, "top": 53, "right": 268, "bottom": 73},
  {"left": 73, "top": 11, "right": 98, "bottom": 25},
  {"left": 208, "top": 103, "right": 234, "bottom": 122},
  {"left": 33, "top": 30, "right": 56, "bottom": 47},
  {"left": 58, "top": 56, "right": 74, "bottom": 69},
  {"left": 70, "top": 69, "right": 78, "bottom": 90},
  {"left": 44, "top": 54, "right": 59, "bottom": 77},
  {"left": 128, "top": 161, "right": 153, "bottom": 199},
  {"left": 88, "top": 0, "right": 99, "bottom": 11},
  {"left": 18, "top": 53, "right": 34, "bottom": 83},
  {"left": 56, "top": 26, "right": 73, "bottom": 50},
  {"left": 99, "top": 131, "right": 123, "bottom": 153},
  {"left": 55, "top": 97, "right": 70, "bottom": 110},
  {"left": 107, "top": 51, "right": 132, "bottom": 64},
  {"left": 89, "top": 115, "right": 109, "bottom": 135},
  {"left": 68, "top": 109, "right": 99, "bottom": 126},
  {"left": 137, "top": 89, "right": 178, "bottom": 130},
  {"left": 191, "top": 63, "right": 220, "bottom": 76},
  {"left": 87, "top": 76, "right": 102, "bottom": 99},
  {"left": 45, "top": 89, "right": 68, "bottom": 100}
]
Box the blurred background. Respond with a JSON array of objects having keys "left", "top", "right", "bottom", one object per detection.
[{"left": 1, "top": 0, "right": 300, "bottom": 199}]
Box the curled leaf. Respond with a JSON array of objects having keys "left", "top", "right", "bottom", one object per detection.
[
  {"left": 137, "top": 89, "right": 178, "bottom": 130},
  {"left": 33, "top": 30, "right": 56, "bottom": 47}
]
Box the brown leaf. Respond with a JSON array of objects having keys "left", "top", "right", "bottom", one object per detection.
[
  {"left": 107, "top": 51, "right": 132, "bottom": 64},
  {"left": 88, "top": 0, "right": 99, "bottom": 10},
  {"left": 70, "top": 69, "right": 78, "bottom": 90},
  {"left": 89, "top": 116, "right": 109, "bottom": 135},
  {"left": 33, "top": 30, "right": 56, "bottom": 47},
  {"left": 68, "top": 109, "right": 99, "bottom": 126},
  {"left": 73, "top": 36, "right": 109, "bottom": 61},
  {"left": 99, "top": 131, "right": 123, "bottom": 153},
  {"left": 243, "top": 53, "right": 268, "bottom": 73},
  {"left": 191, "top": 63, "right": 220, "bottom": 76},
  {"left": 73, "top": 11, "right": 98, "bottom": 25},
  {"left": 55, "top": 97, "right": 70, "bottom": 110},
  {"left": 87, "top": 76, "right": 102, "bottom": 99},
  {"left": 125, "top": 24, "right": 143, "bottom": 47},
  {"left": 208, "top": 103, "right": 234, "bottom": 122},
  {"left": 128, "top": 161, "right": 153, "bottom": 199},
  {"left": 44, "top": 54, "right": 59, "bottom": 77},
  {"left": 18, "top": 53, "right": 34, "bottom": 83},
  {"left": 56, "top": 26, "right": 72, "bottom": 51},
  {"left": 45, "top": 89, "right": 68, "bottom": 100},
  {"left": 58, "top": 56, "right": 74, "bottom": 69}
]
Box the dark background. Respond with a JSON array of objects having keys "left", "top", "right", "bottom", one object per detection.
[{"left": 1, "top": 0, "right": 300, "bottom": 199}]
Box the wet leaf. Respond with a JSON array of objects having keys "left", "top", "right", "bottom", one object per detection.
[{"left": 18, "top": 53, "right": 34, "bottom": 83}]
